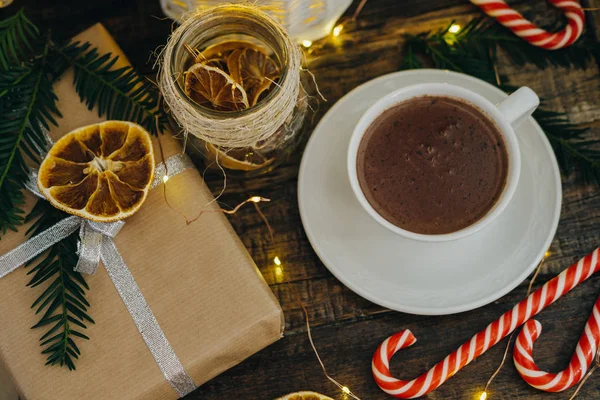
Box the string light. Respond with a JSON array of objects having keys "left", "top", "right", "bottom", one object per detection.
[
  {"left": 333, "top": 24, "right": 344, "bottom": 37},
  {"left": 302, "top": 40, "right": 313, "bottom": 48},
  {"left": 274, "top": 257, "right": 362, "bottom": 399},
  {"left": 252, "top": 199, "right": 274, "bottom": 241},
  {"left": 275, "top": 266, "right": 283, "bottom": 278},
  {"left": 481, "top": 252, "right": 548, "bottom": 397},
  {"left": 444, "top": 24, "right": 462, "bottom": 45},
  {"left": 351, "top": 0, "right": 367, "bottom": 21},
  {"left": 153, "top": 117, "right": 273, "bottom": 225},
  {"left": 221, "top": 196, "right": 270, "bottom": 215},
  {"left": 449, "top": 24, "right": 461, "bottom": 33},
  {"left": 545, "top": 250, "right": 551, "bottom": 258},
  {"left": 274, "top": 257, "right": 283, "bottom": 279}
]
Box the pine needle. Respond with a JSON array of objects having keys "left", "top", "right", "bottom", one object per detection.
[
  {"left": 0, "top": 33, "right": 60, "bottom": 238},
  {"left": 24, "top": 199, "right": 92, "bottom": 371},
  {"left": 0, "top": 8, "right": 39, "bottom": 70},
  {"left": 54, "top": 41, "right": 168, "bottom": 135}
]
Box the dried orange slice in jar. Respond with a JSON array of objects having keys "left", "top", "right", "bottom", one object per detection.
[
  {"left": 226, "top": 48, "right": 245, "bottom": 81},
  {"left": 228, "top": 46, "right": 280, "bottom": 106},
  {"left": 195, "top": 40, "right": 258, "bottom": 64},
  {"left": 204, "top": 143, "right": 274, "bottom": 171},
  {"left": 37, "top": 121, "right": 155, "bottom": 222},
  {"left": 184, "top": 63, "right": 249, "bottom": 111}
]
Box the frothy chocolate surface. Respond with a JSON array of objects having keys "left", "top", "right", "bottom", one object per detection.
[{"left": 357, "top": 96, "right": 508, "bottom": 234}]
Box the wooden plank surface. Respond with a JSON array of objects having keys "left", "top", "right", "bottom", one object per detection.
[{"left": 1, "top": 0, "right": 600, "bottom": 399}]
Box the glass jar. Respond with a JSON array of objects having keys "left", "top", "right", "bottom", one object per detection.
[{"left": 168, "top": 6, "right": 310, "bottom": 177}]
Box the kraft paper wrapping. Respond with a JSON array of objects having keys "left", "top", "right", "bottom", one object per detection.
[{"left": 0, "top": 24, "right": 284, "bottom": 400}]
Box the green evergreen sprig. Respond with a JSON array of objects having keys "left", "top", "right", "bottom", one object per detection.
[
  {"left": 56, "top": 41, "right": 167, "bottom": 135},
  {"left": 400, "top": 18, "right": 600, "bottom": 185},
  {"left": 536, "top": 109, "right": 600, "bottom": 183},
  {"left": 0, "top": 8, "right": 168, "bottom": 370},
  {"left": 0, "top": 34, "right": 61, "bottom": 237},
  {"left": 0, "top": 8, "right": 38, "bottom": 70},
  {"left": 25, "top": 200, "right": 92, "bottom": 370}
]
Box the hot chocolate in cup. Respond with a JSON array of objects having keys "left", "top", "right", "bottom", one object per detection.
[{"left": 347, "top": 83, "right": 539, "bottom": 242}]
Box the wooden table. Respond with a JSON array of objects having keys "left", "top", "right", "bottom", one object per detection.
[{"left": 3, "top": 0, "right": 600, "bottom": 398}]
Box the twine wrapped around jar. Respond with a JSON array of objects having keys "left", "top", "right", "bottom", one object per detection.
[{"left": 158, "top": 4, "right": 302, "bottom": 149}]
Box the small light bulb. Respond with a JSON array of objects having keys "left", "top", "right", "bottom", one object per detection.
[
  {"left": 544, "top": 250, "right": 551, "bottom": 258},
  {"left": 342, "top": 386, "right": 351, "bottom": 394},
  {"left": 449, "top": 24, "right": 461, "bottom": 33},
  {"left": 479, "top": 391, "right": 487, "bottom": 400},
  {"left": 162, "top": 175, "right": 169, "bottom": 183},
  {"left": 275, "top": 266, "right": 283, "bottom": 278},
  {"left": 302, "top": 40, "right": 313, "bottom": 48},
  {"left": 274, "top": 256, "right": 281, "bottom": 266},
  {"left": 250, "top": 196, "right": 262, "bottom": 203},
  {"left": 333, "top": 24, "right": 344, "bottom": 37}
]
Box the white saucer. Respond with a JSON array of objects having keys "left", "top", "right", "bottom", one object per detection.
[{"left": 298, "top": 69, "right": 562, "bottom": 315}]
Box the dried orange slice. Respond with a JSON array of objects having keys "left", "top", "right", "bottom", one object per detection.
[
  {"left": 204, "top": 143, "right": 274, "bottom": 171},
  {"left": 196, "top": 40, "right": 261, "bottom": 64},
  {"left": 275, "top": 392, "right": 333, "bottom": 400},
  {"left": 37, "top": 121, "right": 155, "bottom": 222},
  {"left": 184, "top": 63, "right": 249, "bottom": 111},
  {"left": 203, "top": 58, "right": 227, "bottom": 70},
  {"left": 226, "top": 48, "right": 245, "bottom": 83},
  {"left": 229, "top": 47, "right": 280, "bottom": 106}
]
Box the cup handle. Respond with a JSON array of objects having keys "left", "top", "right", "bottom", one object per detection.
[{"left": 496, "top": 87, "right": 540, "bottom": 129}]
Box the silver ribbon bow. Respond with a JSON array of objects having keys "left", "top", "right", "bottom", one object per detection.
[{"left": 0, "top": 153, "right": 198, "bottom": 398}]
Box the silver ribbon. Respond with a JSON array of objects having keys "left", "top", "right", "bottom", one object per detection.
[
  {"left": 0, "top": 216, "right": 81, "bottom": 280},
  {"left": 0, "top": 154, "right": 198, "bottom": 397},
  {"left": 76, "top": 220, "right": 124, "bottom": 275},
  {"left": 152, "top": 153, "right": 192, "bottom": 189}
]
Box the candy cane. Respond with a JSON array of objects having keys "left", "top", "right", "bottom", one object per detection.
[
  {"left": 372, "top": 247, "right": 599, "bottom": 398},
  {"left": 470, "top": 0, "right": 585, "bottom": 50},
  {"left": 513, "top": 296, "right": 600, "bottom": 391}
]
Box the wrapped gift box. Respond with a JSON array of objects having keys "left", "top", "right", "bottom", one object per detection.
[{"left": 0, "top": 24, "right": 284, "bottom": 400}]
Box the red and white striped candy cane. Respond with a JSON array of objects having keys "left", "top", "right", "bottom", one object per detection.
[
  {"left": 470, "top": 0, "right": 585, "bottom": 49},
  {"left": 372, "top": 247, "right": 600, "bottom": 398},
  {"left": 513, "top": 296, "right": 600, "bottom": 391}
]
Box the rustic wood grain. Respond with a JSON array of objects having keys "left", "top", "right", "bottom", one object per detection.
[
  {"left": 191, "top": 276, "right": 600, "bottom": 399},
  {"left": 2, "top": 0, "right": 600, "bottom": 398},
  {"left": 584, "top": 0, "right": 600, "bottom": 42}
]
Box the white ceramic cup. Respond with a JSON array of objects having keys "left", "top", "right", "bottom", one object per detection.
[{"left": 347, "top": 83, "right": 539, "bottom": 242}]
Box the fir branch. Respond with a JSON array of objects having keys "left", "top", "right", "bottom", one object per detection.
[
  {"left": 24, "top": 199, "right": 92, "bottom": 370},
  {"left": 400, "top": 21, "right": 501, "bottom": 86},
  {"left": 399, "top": 18, "right": 600, "bottom": 186},
  {"left": 471, "top": 20, "right": 600, "bottom": 70},
  {"left": 0, "top": 8, "right": 39, "bottom": 70},
  {"left": 535, "top": 110, "right": 600, "bottom": 184},
  {"left": 0, "top": 35, "right": 61, "bottom": 237},
  {"left": 401, "top": 18, "right": 600, "bottom": 84},
  {"left": 54, "top": 41, "right": 168, "bottom": 135}
]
